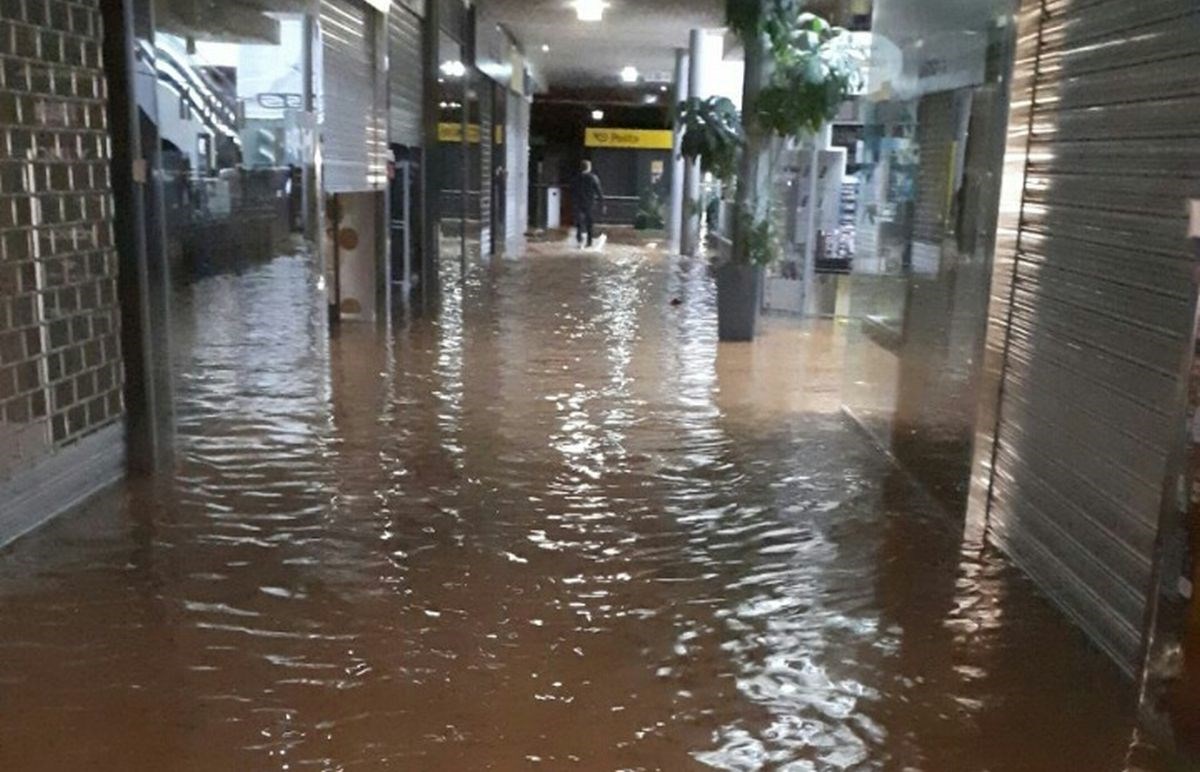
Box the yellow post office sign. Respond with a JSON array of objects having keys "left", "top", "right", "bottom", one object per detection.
[
  {"left": 585, "top": 128, "right": 674, "bottom": 150},
  {"left": 438, "top": 123, "right": 482, "bottom": 143}
]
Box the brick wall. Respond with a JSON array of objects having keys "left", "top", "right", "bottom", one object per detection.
[{"left": 0, "top": 0, "right": 123, "bottom": 479}]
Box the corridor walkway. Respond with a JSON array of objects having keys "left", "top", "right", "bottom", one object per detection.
[{"left": 0, "top": 242, "right": 1145, "bottom": 769}]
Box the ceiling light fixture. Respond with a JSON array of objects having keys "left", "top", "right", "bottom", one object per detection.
[
  {"left": 591, "top": 109, "right": 605, "bottom": 121},
  {"left": 439, "top": 59, "right": 466, "bottom": 78},
  {"left": 620, "top": 65, "right": 639, "bottom": 83},
  {"left": 573, "top": 0, "right": 608, "bottom": 22},
  {"left": 542, "top": 44, "right": 550, "bottom": 52}
]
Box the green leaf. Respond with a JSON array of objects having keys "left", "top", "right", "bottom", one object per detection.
[{"left": 677, "top": 96, "right": 745, "bottom": 183}]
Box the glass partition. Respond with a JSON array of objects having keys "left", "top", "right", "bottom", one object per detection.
[
  {"left": 842, "top": 0, "right": 1018, "bottom": 512},
  {"left": 148, "top": 7, "right": 312, "bottom": 280}
]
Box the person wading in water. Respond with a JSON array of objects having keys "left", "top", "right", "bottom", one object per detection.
[{"left": 572, "top": 160, "right": 605, "bottom": 248}]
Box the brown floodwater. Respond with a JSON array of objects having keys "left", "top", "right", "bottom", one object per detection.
[{"left": 0, "top": 242, "right": 1151, "bottom": 770}]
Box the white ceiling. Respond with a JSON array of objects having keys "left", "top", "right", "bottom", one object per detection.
[
  {"left": 480, "top": 0, "right": 727, "bottom": 87},
  {"left": 154, "top": 0, "right": 311, "bottom": 44}
]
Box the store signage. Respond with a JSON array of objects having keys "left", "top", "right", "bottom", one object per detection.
[
  {"left": 585, "top": 128, "right": 674, "bottom": 150},
  {"left": 438, "top": 123, "right": 482, "bottom": 143}
]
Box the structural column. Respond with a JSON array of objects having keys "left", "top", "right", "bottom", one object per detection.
[
  {"left": 667, "top": 48, "right": 689, "bottom": 253},
  {"left": 681, "top": 30, "right": 715, "bottom": 257},
  {"left": 102, "top": 0, "right": 175, "bottom": 472}
]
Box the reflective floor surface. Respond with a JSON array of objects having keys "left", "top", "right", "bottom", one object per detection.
[{"left": 0, "top": 242, "right": 1148, "bottom": 770}]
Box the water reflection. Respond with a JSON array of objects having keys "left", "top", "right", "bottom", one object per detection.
[{"left": 0, "top": 243, "right": 1143, "bottom": 769}]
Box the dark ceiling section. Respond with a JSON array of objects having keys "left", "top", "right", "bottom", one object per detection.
[
  {"left": 538, "top": 84, "right": 675, "bottom": 109},
  {"left": 532, "top": 100, "right": 668, "bottom": 144}
]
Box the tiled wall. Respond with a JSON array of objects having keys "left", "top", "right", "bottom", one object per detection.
[{"left": 0, "top": 0, "right": 123, "bottom": 479}]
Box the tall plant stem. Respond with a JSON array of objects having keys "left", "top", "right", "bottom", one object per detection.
[{"left": 732, "top": 0, "right": 775, "bottom": 265}]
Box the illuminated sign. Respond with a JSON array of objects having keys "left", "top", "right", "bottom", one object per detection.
[
  {"left": 584, "top": 128, "right": 673, "bottom": 150},
  {"left": 438, "top": 123, "right": 482, "bottom": 143}
]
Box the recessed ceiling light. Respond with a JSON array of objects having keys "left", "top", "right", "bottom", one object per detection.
[
  {"left": 573, "top": 0, "right": 608, "bottom": 22},
  {"left": 591, "top": 109, "right": 605, "bottom": 121},
  {"left": 620, "top": 66, "right": 639, "bottom": 83},
  {"left": 439, "top": 60, "right": 466, "bottom": 78},
  {"left": 542, "top": 44, "right": 550, "bottom": 52}
]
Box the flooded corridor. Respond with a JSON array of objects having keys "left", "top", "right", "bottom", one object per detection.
[{"left": 0, "top": 243, "right": 1146, "bottom": 770}]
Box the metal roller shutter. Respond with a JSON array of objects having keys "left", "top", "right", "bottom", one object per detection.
[
  {"left": 320, "top": 0, "right": 386, "bottom": 192},
  {"left": 388, "top": 2, "right": 424, "bottom": 147},
  {"left": 479, "top": 85, "right": 493, "bottom": 255},
  {"left": 986, "top": 0, "right": 1200, "bottom": 674}
]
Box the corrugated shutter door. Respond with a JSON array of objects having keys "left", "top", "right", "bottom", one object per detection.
[
  {"left": 388, "top": 2, "right": 424, "bottom": 147},
  {"left": 479, "top": 86, "right": 492, "bottom": 254},
  {"left": 989, "top": 0, "right": 1200, "bottom": 674},
  {"left": 320, "top": 0, "right": 384, "bottom": 192}
]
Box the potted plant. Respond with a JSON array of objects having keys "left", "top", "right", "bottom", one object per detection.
[
  {"left": 634, "top": 190, "right": 667, "bottom": 231},
  {"left": 679, "top": 1, "right": 862, "bottom": 341},
  {"left": 678, "top": 95, "right": 743, "bottom": 184}
]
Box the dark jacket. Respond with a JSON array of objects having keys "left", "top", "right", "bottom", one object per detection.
[{"left": 573, "top": 171, "right": 604, "bottom": 213}]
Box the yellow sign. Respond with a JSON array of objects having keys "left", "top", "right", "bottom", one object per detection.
[
  {"left": 438, "top": 123, "right": 482, "bottom": 143},
  {"left": 585, "top": 128, "right": 674, "bottom": 150}
]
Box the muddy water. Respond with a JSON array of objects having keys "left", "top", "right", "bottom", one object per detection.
[{"left": 0, "top": 244, "right": 1144, "bottom": 770}]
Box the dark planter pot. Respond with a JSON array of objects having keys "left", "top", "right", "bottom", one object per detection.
[{"left": 715, "top": 262, "right": 762, "bottom": 342}]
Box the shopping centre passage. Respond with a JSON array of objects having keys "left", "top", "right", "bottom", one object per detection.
[{"left": 1, "top": 0, "right": 1199, "bottom": 768}]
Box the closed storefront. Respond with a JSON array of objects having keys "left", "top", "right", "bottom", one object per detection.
[
  {"left": 585, "top": 128, "right": 673, "bottom": 226},
  {"left": 388, "top": 0, "right": 425, "bottom": 149},
  {"left": 319, "top": 0, "right": 388, "bottom": 321},
  {"left": 478, "top": 79, "right": 493, "bottom": 255},
  {"left": 387, "top": 1, "right": 426, "bottom": 300},
  {"left": 1, "top": 0, "right": 127, "bottom": 542},
  {"left": 319, "top": 0, "right": 387, "bottom": 193},
  {"left": 974, "top": 0, "right": 1200, "bottom": 674}
]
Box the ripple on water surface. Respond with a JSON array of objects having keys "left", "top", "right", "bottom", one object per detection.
[{"left": 0, "top": 247, "right": 1142, "bottom": 770}]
